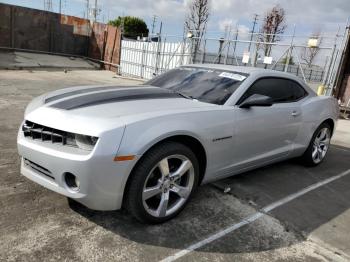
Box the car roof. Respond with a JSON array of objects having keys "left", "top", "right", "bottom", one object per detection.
[{"left": 183, "top": 63, "right": 294, "bottom": 77}]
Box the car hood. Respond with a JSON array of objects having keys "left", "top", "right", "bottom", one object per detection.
[{"left": 24, "top": 85, "right": 215, "bottom": 135}]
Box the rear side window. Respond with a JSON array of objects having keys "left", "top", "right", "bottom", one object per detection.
[
  {"left": 291, "top": 81, "right": 307, "bottom": 100},
  {"left": 239, "top": 77, "right": 307, "bottom": 104}
]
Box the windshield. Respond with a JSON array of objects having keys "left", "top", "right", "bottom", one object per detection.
[{"left": 145, "top": 67, "right": 248, "bottom": 105}]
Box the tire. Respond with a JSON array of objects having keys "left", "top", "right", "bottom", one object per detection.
[
  {"left": 300, "top": 122, "right": 332, "bottom": 166},
  {"left": 125, "top": 141, "right": 199, "bottom": 224}
]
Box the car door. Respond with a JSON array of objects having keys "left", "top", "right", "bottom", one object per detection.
[{"left": 230, "top": 77, "right": 306, "bottom": 170}]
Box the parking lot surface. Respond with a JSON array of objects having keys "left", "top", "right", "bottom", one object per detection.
[{"left": 1, "top": 70, "right": 350, "bottom": 262}]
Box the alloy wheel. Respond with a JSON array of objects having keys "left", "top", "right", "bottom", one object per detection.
[
  {"left": 312, "top": 127, "right": 331, "bottom": 164},
  {"left": 142, "top": 154, "right": 195, "bottom": 218}
]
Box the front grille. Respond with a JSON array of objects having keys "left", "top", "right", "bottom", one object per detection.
[
  {"left": 22, "top": 120, "right": 76, "bottom": 147},
  {"left": 23, "top": 158, "right": 55, "bottom": 180}
]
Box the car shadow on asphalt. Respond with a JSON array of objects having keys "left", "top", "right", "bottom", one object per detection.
[{"left": 68, "top": 144, "right": 350, "bottom": 254}]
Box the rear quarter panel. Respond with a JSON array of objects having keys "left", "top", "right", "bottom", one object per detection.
[{"left": 293, "top": 95, "right": 339, "bottom": 155}]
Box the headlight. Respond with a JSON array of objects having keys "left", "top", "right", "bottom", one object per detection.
[
  {"left": 75, "top": 134, "right": 99, "bottom": 150},
  {"left": 22, "top": 120, "right": 99, "bottom": 151},
  {"left": 64, "top": 133, "right": 98, "bottom": 150}
]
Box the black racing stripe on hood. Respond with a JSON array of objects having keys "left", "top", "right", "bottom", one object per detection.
[
  {"left": 50, "top": 88, "right": 182, "bottom": 110},
  {"left": 44, "top": 85, "right": 132, "bottom": 104}
]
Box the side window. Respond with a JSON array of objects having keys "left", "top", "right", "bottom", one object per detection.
[
  {"left": 291, "top": 81, "right": 307, "bottom": 100},
  {"left": 239, "top": 78, "right": 307, "bottom": 104}
]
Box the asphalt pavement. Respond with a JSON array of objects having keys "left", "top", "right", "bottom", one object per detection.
[{"left": 0, "top": 69, "right": 349, "bottom": 262}]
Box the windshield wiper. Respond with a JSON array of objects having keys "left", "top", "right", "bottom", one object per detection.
[{"left": 173, "top": 91, "right": 195, "bottom": 100}]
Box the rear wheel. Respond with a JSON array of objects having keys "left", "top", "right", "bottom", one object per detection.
[
  {"left": 125, "top": 142, "right": 199, "bottom": 224},
  {"left": 301, "top": 123, "right": 331, "bottom": 166}
]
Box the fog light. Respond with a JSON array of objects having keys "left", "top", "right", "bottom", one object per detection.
[{"left": 64, "top": 172, "right": 80, "bottom": 192}]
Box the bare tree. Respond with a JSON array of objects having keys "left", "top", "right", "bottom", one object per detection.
[
  {"left": 301, "top": 31, "right": 323, "bottom": 68},
  {"left": 185, "top": 0, "right": 210, "bottom": 62},
  {"left": 257, "top": 5, "right": 287, "bottom": 57}
]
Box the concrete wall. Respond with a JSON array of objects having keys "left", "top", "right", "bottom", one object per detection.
[
  {"left": 0, "top": 3, "right": 121, "bottom": 66},
  {"left": 89, "top": 23, "right": 122, "bottom": 71}
]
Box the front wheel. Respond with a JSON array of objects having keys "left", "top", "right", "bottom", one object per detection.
[
  {"left": 301, "top": 123, "right": 331, "bottom": 166},
  {"left": 125, "top": 142, "right": 199, "bottom": 224}
]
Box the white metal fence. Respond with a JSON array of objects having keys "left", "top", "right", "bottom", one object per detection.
[{"left": 120, "top": 40, "right": 191, "bottom": 79}]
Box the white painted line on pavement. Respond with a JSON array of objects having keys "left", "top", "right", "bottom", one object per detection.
[
  {"left": 331, "top": 146, "right": 350, "bottom": 152},
  {"left": 160, "top": 212, "right": 264, "bottom": 262},
  {"left": 262, "top": 168, "right": 350, "bottom": 212},
  {"left": 160, "top": 168, "right": 350, "bottom": 262}
]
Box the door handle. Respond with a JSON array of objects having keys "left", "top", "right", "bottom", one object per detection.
[{"left": 291, "top": 111, "right": 300, "bottom": 117}]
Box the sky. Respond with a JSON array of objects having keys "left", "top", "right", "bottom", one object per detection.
[
  {"left": 1, "top": 0, "right": 349, "bottom": 38},
  {"left": 1, "top": 0, "right": 349, "bottom": 66}
]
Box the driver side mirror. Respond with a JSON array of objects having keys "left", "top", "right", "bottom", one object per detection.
[{"left": 239, "top": 94, "right": 273, "bottom": 108}]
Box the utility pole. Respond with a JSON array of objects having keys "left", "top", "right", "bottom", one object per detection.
[
  {"left": 284, "top": 23, "right": 296, "bottom": 72},
  {"left": 88, "top": 0, "right": 101, "bottom": 22},
  {"left": 224, "top": 25, "right": 232, "bottom": 65},
  {"left": 233, "top": 25, "right": 238, "bottom": 54},
  {"left": 93, "top": 0, "right": 97, "bottom": 21},
  {"left": 151, "top": 15, "right": 157, "bottom": 35},
  {"left": 247, "top": 14, "right": 258, "bottom": 52},
  {"left": 120, "top": 15, "right": 125, "bottom": 35},
  {"left": 59, "top": 0, "right": 62, "bottom": 14},
  {"left": 155, "top": 21, "right": 163, "bottom": 75},
  {"left": 86, "top": 0, "right": 89, "bottom": 20},
  {"left": 218, "top": 37, "right": 224, "bottom": 64},
  {"left": 44, "top": 0, "right": 53, "bottom": 11}
]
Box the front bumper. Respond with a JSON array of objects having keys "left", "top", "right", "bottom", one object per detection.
[{"left": 17, "top": 128, "right": 137, "bottom": 211}]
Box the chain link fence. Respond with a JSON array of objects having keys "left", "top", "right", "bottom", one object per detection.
[
  {"left": 119, "top": 27, "right": 347, "bottom": 95},
  {"left": 193, "top": 51, "right": 326, "bottom": 82}
]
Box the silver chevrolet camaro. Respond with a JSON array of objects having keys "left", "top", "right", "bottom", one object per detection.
[{"left": 17, "top": 65, "right": 339, "bottom": 223}]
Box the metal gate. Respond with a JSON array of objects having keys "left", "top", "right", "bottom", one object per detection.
[{"left": 120, "top": 38, "right": 191, "bottom": 79}]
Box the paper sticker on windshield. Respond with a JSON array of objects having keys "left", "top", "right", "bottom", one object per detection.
[{"left": 219, "top": 72, "right": 246, "bottom": 81}]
